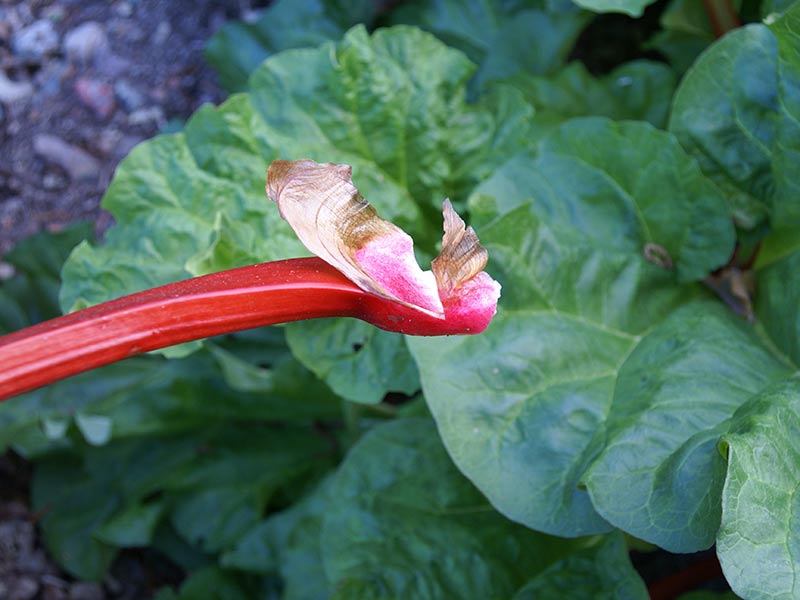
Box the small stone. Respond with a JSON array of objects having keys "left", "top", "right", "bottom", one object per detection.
[
  {"left": 0, "top": 71, "right": 34, "bottom": 104},
  {"left": 114, "top": 134, "right": 145, "bottom": 160},
  {"left": 63, "top": 21, "right": 108, "bottom": 64},
  {"left": 68, "top": 582, "right": 104, "bottom": 600},
  {"left": 93, "top": 52, "right": 131, "bottom": 78},
  {"left": 96, "top": 127, "right": 122, "bottom": 156},
  {"left": 42, "top": 584, "right": 69, "bottom": 600},
  {"left": 113, "top": 79, "right": 144, "bottom": 111},
  {"left": 128, "top": 106, "right": 164, "bottom": 127},
  {"left": 152, "top": 20, "right": 171, "bottom": 45},
  {"left": 33, "top": 59, "right": 71, "bottom": 99},
  {"left": 12, "top": 19, "right": 59, "bottom": 60},
  {"left": 16, "top": 547, "right": 50, "bottom": 575},
  {"left": 42, "top": 172, "right": 67, "bottom": 190},
  {"left": 74, "top": 78, "right": 115, "bottom": 119},
  {"left": 8, "top": 576, "right": 40, "bottom": 600},
  {"left": 33, "top": 134, "right": 101, "bottom": 181},
  {"left": 0, "top": 262, "right": 15, "bottom": 281},
  {"left": 113, "top": 1, "right": 133, "bottom": 17},
  {"left": 42, "top": 5, "right": 66, "bottom": 21}
]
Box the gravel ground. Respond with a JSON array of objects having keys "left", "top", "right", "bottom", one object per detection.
[
  {"left": 0, "top": 0, "right": 252, "bottom": 257},
  {"left": 1, "top": 2, "right": 258, "bottom": 597}
]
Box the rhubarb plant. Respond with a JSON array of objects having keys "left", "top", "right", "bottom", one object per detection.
[{"left": 1, "top": 3, "right": 799, "bottom": 599}]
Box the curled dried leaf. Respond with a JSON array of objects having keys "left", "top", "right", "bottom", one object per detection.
[
  {"left": 266, "top": 159, "right": 400, "bottom": 298},
  {"left": 267, "top": 159, "right": 500, "bottom": 330},
  {"left": 432, "top": 200, "right": 489, "bottom": 293}
]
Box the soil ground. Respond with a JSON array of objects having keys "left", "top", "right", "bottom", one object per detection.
[{"left": 0, "top": 2, "right": 258, "bottom": 597}]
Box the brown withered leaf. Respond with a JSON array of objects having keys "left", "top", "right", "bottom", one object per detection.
[
  {"left": 267, "top": 159, "right": 405, "bottom": 299},
  {"left": 432, "top": 200, "right": 489, "bottom": 293}
]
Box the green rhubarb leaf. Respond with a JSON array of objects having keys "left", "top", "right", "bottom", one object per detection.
[
  {"left": 409, "top": 138, "right": 752, "bottom": 547},
  {"left": 285, "top": 319, "right": 419, "bottom": 404},
  {"left": 511, "top": 532, "right": 647, "bottom": 599},
  {"left": 320, "top": 418, "right": 584, "bottom": 598},
  {"left": 390, "top": 0, "right": 589, "bottom": 89},
  {"left": 154, "top": 566, "right": 265, "bottom": 600},
  {"left": 717, "top": 376, "right": 800, "bottom": 600},
  {"left": 222, "top": 476, "right": 335, "bottom": 599},
  {"left": 32, "top": 424, "right": 329, "bottom": 580},
  {"left": 756, "top": 247, "right": 800, "bottom": 364},
  {"left": 0, "top": 223, "right": 91, "bottom": 334},
  {"left": 206, "top": 0, "right": 378, "bottom": 92},
  {"left": 32, "top": 455, "right": 119, "bottom": 580},
  {"left": 510, "top": 60, "right": 676, "bottom": 129},
  {"left": 669, "top": 4, "right": 800, "bottom": 230},
  {"left": 762, "top": 0, "right": 800, "bottom": 18},
  {"left": 0, "top": 343, "right": 339, "bottom": 457},
  {"left": 571, "top": 0, "right": 656, "bottom": 17},
  {"left": 583, "top": 301, "right": 791, "bottom": 551},
  {"left": 647, "top": 0, "right": 751, "bottom": 76},
  {"left": 470, "top": 118, "right": 734, "bottom": 281}
]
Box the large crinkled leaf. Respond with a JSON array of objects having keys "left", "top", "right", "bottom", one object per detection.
[
  {"left": 571, "top": 0, "right": 656, "bottom": 17},
  {"left": 646, "top": 0, "right": 724, "bottom": 75},
  {"left": 221, "top": 476, "right": 335, "bottom": 599},
  {"left": 510, "top": 60, "right": 676, "bottom": 129},
  {"left": 390, "top": 0, "right": 589, "bottom": 90},
  {"left": 717, "top": 376, "right": 800, "bottom": 600},
  {"left": 60, "top": 26, "right": 534, "bottom": 396},
  {"left": 471, "top": 117, "right": 735, "bottom": 282},
  {"left": 410, "top": 131, "right": 729, "bottom": 535},
  {"left": 583, "top": 301, "right": 791, "bottom": 551},
  {"left": 205, "top": 0, "right": 379, "bottom": 92},
  {"left": 408, "top": 133, "right": 786, "bottom": 550},
  {"left": 755, "top": 247, "right": 800, "bottom": 364},
  {"left": 319, "top": 417, "right": 592, "bottom": 598},
  {"left": 669, "top": 5, "right": 800, "bottom": 230},
  {"left": 285, "top": 319, "right": 419, "bottom": 404},
  {"left": 32, "top": 425, "right": 330, "bottom": 580},
  {"left": 511, "top": 532, "right": 647, "bottom": 599},
  {"left": 717, "top": 377, "right": 800, "bottom": 600}
]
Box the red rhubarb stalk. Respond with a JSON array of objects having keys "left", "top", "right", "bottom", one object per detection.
[
  {"left": 703, "top": 0, "right": 740, "bottom": 37},
  {"left": 0, "top": 257, "right": 478, "bottom": 402}
]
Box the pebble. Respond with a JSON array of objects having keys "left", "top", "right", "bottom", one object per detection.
[
  {"left": 42, "top": 172, "right": 67, "bottom": 190},
  {"left": 113, "top": 1, "right": 133, "bottom": 17},
  {"left": 63, "top": 21, "right": 108, "bottom": 64},
  {"left": 7, "top": 577, "right": 40, "bottom": 600},
  {"left": 113, "top": 79, "right": 144, "bottom": 111},
  {"left": 11, "top": 20, "right": 59, "bottom": 61},
  {"left": 0, "top": 262, "right": 15, "bottom": 281},
  {"left": 74, "top": 78, "right": 115, "bottom": 119},
  {"left": 0, "top": 71, "right": 34, "bottom": 104},
  {"left": 34, "top": 60, "right": 71, "bottom": 99},
  {"left": 152, "top": 20, "right": 171, "bottom": 45},
  {"left": 128, "top": 106, "right": 164, "bottom": 127},
  {"left": 42, "top": 585, "right": 69, "bottom": 600},
  {"left": 93, "top": 52, "right": 131, "bottom": 78},
  {"left": 33, "top": 134, "right": 101, "bottom": 181},
  {"left": 68, "top": 582, "right": 105, "bottom": 600}
]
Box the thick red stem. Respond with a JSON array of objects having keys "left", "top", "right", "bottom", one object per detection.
[
  {"left": 0, "top": 257, "right": 457, "bottom": 402},
  {"left": 703, "top": 0, "right": 740, "bottom": 38}
]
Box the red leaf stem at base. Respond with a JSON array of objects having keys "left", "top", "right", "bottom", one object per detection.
[
  {"left": 703, "top": 0, "right": 740, "bottom": 37},
  {"left": 0, "top": 257, "right": 476, "bottom": 402}
]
